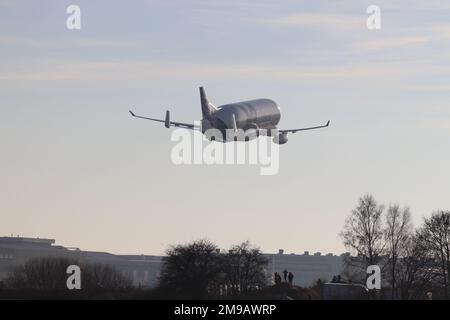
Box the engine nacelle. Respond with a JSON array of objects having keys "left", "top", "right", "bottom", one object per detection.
[{"left": 273, "top": 133, "right": 288, "bottom": 144}]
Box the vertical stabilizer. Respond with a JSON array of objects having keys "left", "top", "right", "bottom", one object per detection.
[{"left": 200, "top": 87, "right": 217, "bottom": 119}]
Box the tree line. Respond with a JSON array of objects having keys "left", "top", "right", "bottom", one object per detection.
[
  {"left": 0, "top": 257, "right": 132, "bottom": 299},
  {"left": 340, "top": 194, "right": 450, "bottom": 299}
]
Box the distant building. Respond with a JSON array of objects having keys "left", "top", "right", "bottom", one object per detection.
[
  {"left": 265, "top": 250, "right": 344, "bottom": 287},
  {"left": 0, "top": 237, "right": 346, "bottom": 288},
  {"left": 0, "top": 236, "right": 161, "bottom": 287}
]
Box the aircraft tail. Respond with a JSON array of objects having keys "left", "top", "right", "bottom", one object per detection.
[{"left": 200, "top": 87, "right": 217, "bottom": 119}]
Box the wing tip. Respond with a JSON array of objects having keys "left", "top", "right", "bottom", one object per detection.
[
  {"left": 326, "top": 120, "right": 330, "bottom": 127},
  {"left": 129, "top": 110, "right": 136, "bottom": 117}
]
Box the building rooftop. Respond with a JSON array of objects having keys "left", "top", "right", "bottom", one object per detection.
[{"left": 0, "top": 236, "right": 55, "bottom": 246}]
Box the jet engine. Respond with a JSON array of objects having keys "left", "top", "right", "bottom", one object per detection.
[{"left": 273, "top": 133, "right": 288, "bottom": 144}]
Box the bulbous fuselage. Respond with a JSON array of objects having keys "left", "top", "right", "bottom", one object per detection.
[{"left": 202, "top": 99, "right": 280, "bottom": 142}]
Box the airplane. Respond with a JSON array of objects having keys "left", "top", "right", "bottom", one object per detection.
[{"left": 129, "top": 87, "right": 330, "bottom": 144}]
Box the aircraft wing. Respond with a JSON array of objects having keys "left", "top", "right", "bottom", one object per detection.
[
  {"left": 129, "top": 110, "right": 199, "bottom": 130},
  {"left": 278, "top": 120, "right": 330, "bottom": 134}
]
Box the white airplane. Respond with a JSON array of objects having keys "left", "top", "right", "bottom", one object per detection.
[{"left": 130, "top": 87, "right": 329, "bottom": 144}]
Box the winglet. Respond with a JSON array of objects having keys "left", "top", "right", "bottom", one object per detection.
[
  {"left": 164, "top": 110, "right": 170, "bottom": 128},
  {"left": 326, "top": 120, "right": 330, "bottom": 127},
  {"left": 129, "top": 110, "right": 136, "bottom": 117}
]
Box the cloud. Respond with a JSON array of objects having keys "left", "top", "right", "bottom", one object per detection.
[
  {"left": 266, "top": 12, "right": 365, "bottom": 31},
  {"left": 0, "top": 58, "right": 425, "bottom": 83},
  {"left": 0, "top": 35, "right": 42, "bottom": 47},
  {"left": 359, "top": 36, "right": 428, "bottom": 51},
  {"left": 428, "top": 25, "right": 450, "bottom": 39},
  {"left": 0, "top": 35, "right": 142, "bottom": 49},
  {"left": 265, "top": 11, "right": 450, "bottom": 54},
  {"left": 355, "top": 23, "right": 450, "bottom": 52}
]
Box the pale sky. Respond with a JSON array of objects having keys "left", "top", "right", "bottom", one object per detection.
[{"left": 1, "top": 0, "right": 450, "bottom": 255}]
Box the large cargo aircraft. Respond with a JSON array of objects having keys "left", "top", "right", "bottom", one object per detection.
[{"left": 129, "top": 87, "right": 329, "bottom": 144}]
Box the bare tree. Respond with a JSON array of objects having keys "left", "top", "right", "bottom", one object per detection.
[
  {"left": 384, "top": 204, "right": 412, "bottom": 299},
  {"left": 416, "top": 211, "right": 450, "bottom": 298},
  {"left": 82, "top": 264, "right": 132, "bottom": 291},
  {"left": 340, "top": 194, "right": 385, "bottom": 282},
  {"left": 340, "top": 197, "right": 450, "bottom": 299},
  {"left": 223, "top": 241, "right": 268, "bottom": 296},
  {"left": 6, "top": 257, "right": 78, "bottom": 293},
  {"left": 396, "top": 234, "right": 437, "bottom": 299},
  {"left": 5, "top": 257, "right": 132, "bottom": 298}
]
